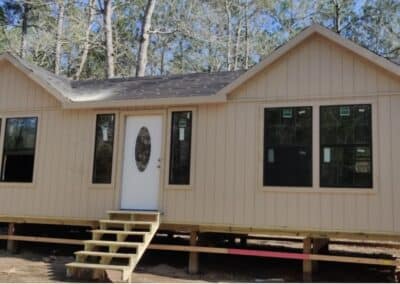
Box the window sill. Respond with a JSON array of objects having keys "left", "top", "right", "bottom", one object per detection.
[
  {"left": 0, "top": 182, "right": 35, "bottom": 189},
  {"left": 165, "top": 184, "right": 192, "bottom": 190},
  {"left": 88, "top": 184, "right": 115, "bottom": 190},
  {"left": 261, "top": 186, "right": 377, "bottom": 194}
]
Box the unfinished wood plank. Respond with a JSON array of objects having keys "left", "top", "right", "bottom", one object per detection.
[
  {"left": 6, "top": 223, "right": 17, "bottom": 253},
  {"left": 188, "top": 231, "right": 199, "bottom": 274},
  {"left": 0, "top": 215, "right": 97, "bottom": 227},
  {"left": 0, "top": 234, "right": 83, "bottom": 245}
]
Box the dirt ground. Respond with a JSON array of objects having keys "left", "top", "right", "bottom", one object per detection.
[{"left": 0, "top": 239, "right": 398, "bottom": 283}]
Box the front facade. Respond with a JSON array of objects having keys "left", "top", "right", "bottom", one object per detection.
[{"left": 0, "top": 25, "right": 399, "bottom": 237}]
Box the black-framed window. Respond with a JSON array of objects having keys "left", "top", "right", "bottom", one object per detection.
[
  {"left": 92, "top": 114, "right": 115, "bottom": 184},
  {"left": 1, "top": 117, "right": 38, "bottom": 183},
  {"left": 320, "top": 104, "right": 372, "bottom": 188},
  {"left": 169, "top": 111, "right": 192, "bottom": 185},
  {"left": 263, "top": 107, "right": 312, "bottom": 187}
]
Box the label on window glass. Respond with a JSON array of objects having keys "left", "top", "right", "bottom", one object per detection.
[
  {"left": 323, "top": 147, "right": 331, "bottom": 163},
  {"left": 267, "top": 148, "right": 275, "bottom": 163},
  {"left": 179, "top": 128, "right": 185, "bottom": 141},
  {"left": 340, "top": 106, "right": 350, "bottom": 117},
  {"left": 178, "top": 119, "right": 187, "bottom": 128},
  {"left": 102, "top": 126, "right": 108, "bottom": 141},
  {"left": 282, "top": 108, "right": 292, "bottom": 118},
  {"left": 355, "top": 161, "right": 370, "bottom": 173}
]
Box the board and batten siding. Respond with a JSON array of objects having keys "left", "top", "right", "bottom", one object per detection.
[
  {"left": 0, "top": 62, "right": 114, "bottom": 219},
  {"left": 162, "top": 35, "right": 400, "bottom": 234},
  {"left": 0, "top": 32, "right": 399, "bottom": 235}
]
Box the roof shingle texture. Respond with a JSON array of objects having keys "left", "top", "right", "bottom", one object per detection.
[{"left": 69, "top": 71, "right": 245, "bottom": 102}]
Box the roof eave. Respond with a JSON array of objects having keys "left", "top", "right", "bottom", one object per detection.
[{"left": 63, "top": 93, "right": 227, "bottom": 109}]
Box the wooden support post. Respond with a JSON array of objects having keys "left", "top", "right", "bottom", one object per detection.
[
  {"left": 312, "top": 237, "right": 329, "bottom": 272},
  {"left": 188, "top": 231, "right": 199, "bottom": 274},
  {"left": 303, "top": 237, "right": 312, "bottom": 282},
  {"left": 6, "top": 223, "right": 17, "bottom": 253}
]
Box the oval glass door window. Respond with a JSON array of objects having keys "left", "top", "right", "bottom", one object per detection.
[{"left": 135, "top": 127, "right": 151, "bottom": 172}]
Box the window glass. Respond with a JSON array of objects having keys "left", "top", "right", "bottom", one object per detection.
[
  {"left": 92, "top": 114, "right": 115, "bottom": 184},
  {"left": 320, "top": 104, "right": 372, "bottom": 188},
  {"left": 1, "top": 117, "right": 38, "bottom": 182},
  {"left": 264, "top": 107, "right": 312, "bottom": 187},
  {"left": 169, "top": 111, "right": 192, "bottom": 185}
]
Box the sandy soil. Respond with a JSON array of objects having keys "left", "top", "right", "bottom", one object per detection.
[{"left": 0, "top": 240, "right": 398, "bottom": 283}]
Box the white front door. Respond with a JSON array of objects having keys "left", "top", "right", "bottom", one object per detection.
[{"left": 120, "top": 115, "right": 162, "bottom": 210}]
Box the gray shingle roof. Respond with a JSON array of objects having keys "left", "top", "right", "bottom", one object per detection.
[
  {"left": 69, "top": 71, "right": 245, "bottom": 102},
  {"left": 390, "top": 58, "right": 400, "bottom": 66},
  {"left": 1, "top": 52, "right": 245, "bottom": 104}
]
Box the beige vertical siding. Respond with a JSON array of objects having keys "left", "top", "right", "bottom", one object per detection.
[
  {"left": 0, "top": 63, "right": 114, "bottom": 219},
  {"left": 0, "top": 62, "right": 60, "bottom": 110},
  {"left": 0, "top": 34, "right": 399, "bottom": 235},
  {"left": 162, "top": 35, "right": 400, "bottom": 235}
]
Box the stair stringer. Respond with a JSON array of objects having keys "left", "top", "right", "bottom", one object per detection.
[{"left": 66, "top": 211, "right": 160, "bottom": 282}]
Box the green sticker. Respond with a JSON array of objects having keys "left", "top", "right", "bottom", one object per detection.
[
  {"left": 282, "top": 108, "right": 293, "bottom": 118},
  {"left": 340, "top": 106, "right": 350, "bottom": 117},
  {"left": 178, "top": 119, "right": 187, "bottom": 128}
]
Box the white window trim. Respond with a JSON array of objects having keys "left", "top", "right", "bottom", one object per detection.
[{"left": 258, "top": 97, "right": 378, "bottom": 194}]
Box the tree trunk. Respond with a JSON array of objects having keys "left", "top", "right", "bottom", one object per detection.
[
  {"left": 75, "top": 0, "right": 95, "bottom": 79},
  {"left": 180, "top": 40, "right": 184, "bottom": 73},
  {"left": 333, "top": 0, "right": 340, "bottom": 34},
  {"left": 104, "top": 0, "right": 115, "bottom": 78},
  {"left": 233, "top": 18, "right": 243, "bottom": 71},
  {"left": 224, "top": 0, "right": 232, "bottom": 71},
  {"left": 244, "top": 0, "right": 249, "bottom": 69},
  {"left": 55, "top": 1, "right": 65, "bottom": 75},
  {"left": 19, "top": 2, "right": 29, "bottom": 59},
  {"left": 160, "top": 40, "right": 166, "bottom": 75},
  {"left": 136, "top": 0, "right": 157, "bottom": 77}
]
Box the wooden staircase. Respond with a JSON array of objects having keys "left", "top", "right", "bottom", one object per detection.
[{"left": 66, "top": 210, "right": 160, "bottom": 282}]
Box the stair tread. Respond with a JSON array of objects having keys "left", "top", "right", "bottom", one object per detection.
[
  {"left": 92, "top": 229, "right": 147, "bottom": 235},
  {"left": 99, "top": 220, "right": 154, "bottom": 225},
  {"left": 66, "top": 262, "right": 128, "bottom": 271},
  {"left": 74, "top": 251, "right": 136, "bottom": 258},
  {"left": 108, "top": 210, "right": 159, "bottom": 215},
  {"left": 84, "top": 240, "right": 142, "bottom": 246}
]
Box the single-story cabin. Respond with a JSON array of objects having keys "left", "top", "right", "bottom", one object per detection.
[{"left": 0, "top": 24, "right": 399, "bottom": 243}]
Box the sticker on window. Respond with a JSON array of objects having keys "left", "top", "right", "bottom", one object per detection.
[
  {"left": 101, "top": 126, "right": 108, "bottom": 142},
  {"left": 340, "top": 106, "right": 350, "bottom": 117},
  {"left": 267, "top": 148, "right": 275, "bottom": 163},
  {"left": 323, "top": 147, "right": 331, "bottom": 163},
  {"left": 179, "top": 128, "right": 185, "bottom": 141},
  {"left": 178, "top": 118, "right": 187, "bottom": 128},
  {"left": 355, "top": 161, "right": 371, "bottom": 173},
  {"left": 282, "top": 109, "right": 293, "bottom": 118}
]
